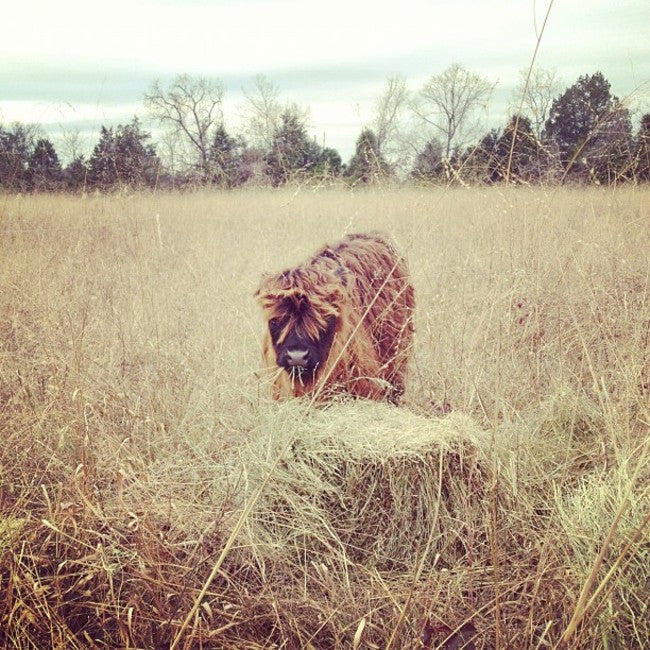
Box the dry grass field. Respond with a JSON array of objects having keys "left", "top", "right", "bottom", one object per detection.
[{"left": 1, "top": 186, "right": 649, "bottom": 649}]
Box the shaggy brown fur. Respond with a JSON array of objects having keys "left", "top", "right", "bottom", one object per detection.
[{"left": 255, "top": 232, "right": 415, "bottom": 402}]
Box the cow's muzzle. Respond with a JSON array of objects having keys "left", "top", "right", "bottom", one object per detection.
[{"left": 279, "top": 347, "right": 311, "bottom": 369}]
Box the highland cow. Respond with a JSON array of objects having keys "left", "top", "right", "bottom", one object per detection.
[{"left": 255, "top": 232, "right": 414, "bottom": 402}]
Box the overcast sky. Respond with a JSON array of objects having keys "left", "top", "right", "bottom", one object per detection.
[{"left": 2, "top": 0, "right": 649, "bottom": 161}]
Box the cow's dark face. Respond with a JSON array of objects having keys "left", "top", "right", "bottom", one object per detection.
[
  {"left": 256, "top": 267, "right": 345, "bottom": 386},
  {"left": 268, "top": 300, "right": 339, "bottom": 382}
]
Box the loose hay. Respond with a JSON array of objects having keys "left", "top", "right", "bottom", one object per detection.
[{"left": 237, "top": 401, "right": 506, "bottom": 570}]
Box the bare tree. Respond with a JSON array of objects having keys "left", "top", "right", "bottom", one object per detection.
[
  {"left": 371, "top": 74, "right": 414, "bottom": 173},
  {"left": 509, "top": 67, "right": 561, "bottom": 138},
  {"left": 242, "top": 75, "right": 281, "bottom": 151},
  {"left": 241, "top": 75, "right": 282, "bottom": 151},
  {"left": 157, "top": 129, "right": 188, "bottom": 186},
  {"left": 373, "top": 75, "right": 409, "bottom": 154},
  {"left": 58, "top": 125, "right": 85, "bottom": 164},
  {"left": 241, "top": 75, "right": 310, "bottom": 152},
  {"left": 144, "top": 74, "right": 224, "bottom": 180},
  {"left": 411, "top": 63, "right": 494, "bottom": 159}
]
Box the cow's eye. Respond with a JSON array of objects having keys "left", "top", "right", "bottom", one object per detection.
[{"left": 269, "top": 318, "right": 282, "bottom": 335}]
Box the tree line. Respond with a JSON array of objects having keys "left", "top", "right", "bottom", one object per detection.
[{"left": 1, "top": 66, "right": 649, "bottom": 192}]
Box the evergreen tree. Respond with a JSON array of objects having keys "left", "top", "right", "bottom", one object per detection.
[
  {"left": 411, "top": 139, "right": 443, "bottom": 182},
  {"left": 634, "top": 114, "right": 650, "bottom": 182},
  {"left": 265, "top": 109, "right": 322, "bottom": 185},
  {"left": 313, "top": 147, "right": 342, "bottom": 179},
  {"left": 237, "top": 147, "right": 266, "bottom": 186},
  {"left": 88, "top": 118, "right": 160, "bottom": 190},
  {"left": 209, "top": 124, "right": 244, "bottom": 188},
  {"left": 346, "top": 129, "right": 390, "bottom": 184},
  {"left": 64, "top": 156, "right": 88, "bottom": 192},
  {"left": 460, "top": 129, "right": 500, "bottom": 183},
  {"left": 544, "top": 72, "right": 632, "bottom": 182},
  {"left": 87, "top": 126, "right": 118, "bottom": 190},
  {"left": 0, "top": 123, "right": 34, "bottom": 190},
  {"left": 113, "top": 118, "right": 160, "bottom": 187},
  {"left": 27, "top": 138, "right": 62, "bottom": 191},
  {"left": 587, "top": 104, "right": 634, "bottom": 183},
  {"left": 490, "top": 116, "right": 547, "bottom": 183}
]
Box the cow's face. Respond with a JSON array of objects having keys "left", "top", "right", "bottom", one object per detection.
[
  {"left": 256, "top": 270, "right": 344, "bottom": 385},
  {"left": 269, "top": 304, "right": 338, "bottom": 379}
]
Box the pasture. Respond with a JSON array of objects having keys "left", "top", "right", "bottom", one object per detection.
[{"left": 1, "top": 187, "right": 648, "bottom": 648}]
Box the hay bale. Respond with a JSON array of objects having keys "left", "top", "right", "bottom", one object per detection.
[{"left": 237, "top": 401, "right": 505, "bottom": 569}]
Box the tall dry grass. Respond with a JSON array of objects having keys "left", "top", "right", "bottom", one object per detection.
[{"left": 1, "top": 187, "right": 648, "bottom": 648}]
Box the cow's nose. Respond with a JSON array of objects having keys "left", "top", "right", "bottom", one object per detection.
[{"left": 284, "top": 348, "right": 310, "bottom": 368}]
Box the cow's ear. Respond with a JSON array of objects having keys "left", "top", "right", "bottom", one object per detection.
[
  {"left": 254, "top": 273, "right": 274, "bottom": 301},
  {"left": 254, "top": 289, "right": 276, "bottom": 307}
]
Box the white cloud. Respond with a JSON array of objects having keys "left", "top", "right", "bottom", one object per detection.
[
  {"left": 3, "top": 0, "right": 545, "bottom": 74},
  {"left": 0, "top": 101, "right": 141, "bottom": 126},
  {"left": 2, "top": 0, "right": 648, "bottom": 160}
]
